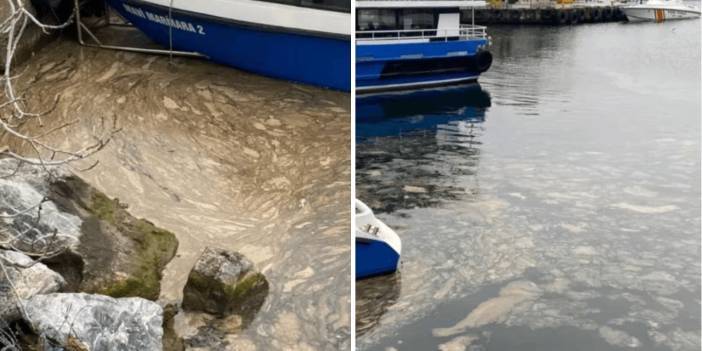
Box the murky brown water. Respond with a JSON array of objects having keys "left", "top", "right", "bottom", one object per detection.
[{"left": 2, "top": 29, "right": 350, "bottom": 350}]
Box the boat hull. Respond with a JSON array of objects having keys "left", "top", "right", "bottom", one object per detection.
[
  {"left": 356, "top": 237, "right": 401, "bottom": 279},
  {"left": 622, "top": 6, "right": 700, "bottom": 22},
  {"left": 107, "top": 0, "right": 351, "bottom": 91},
  {"left": 356, "top": 38, "right": 491, "bottom": 93}
]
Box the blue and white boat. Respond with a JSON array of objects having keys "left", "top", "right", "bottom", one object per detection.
[
  {"left": 105, "top": 0, "right": 351, "bottom": 90},
  {"left": 356, "top": 0, "right": 492, "bottom": 93},
  {"left": 356, "top": 199, "right": 402, "bottom": 279}
]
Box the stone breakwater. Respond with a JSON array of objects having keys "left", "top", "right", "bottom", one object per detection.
[
  {"left": 464, "top": 6, "right": 627, "bottom": 26},
  {"left": 2, "top": 31, "right": 350, "bottom": 349}
]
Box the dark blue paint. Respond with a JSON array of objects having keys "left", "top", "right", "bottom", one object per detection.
[
  {"left": 356, "top": 238, "right": 400, "bottom": 279},
  {"left": 356, "top": 38, "right": 488, "bottom": 89}
]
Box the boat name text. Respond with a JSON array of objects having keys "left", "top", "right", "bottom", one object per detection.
[{"left": 123, "top": 4, "right": 205, "bottom": 35}]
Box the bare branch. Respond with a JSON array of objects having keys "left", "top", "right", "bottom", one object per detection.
[{"left": 0, "top": 2, "right": 117, "bottom": 341}]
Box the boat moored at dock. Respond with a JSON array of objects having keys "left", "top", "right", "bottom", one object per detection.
[
  {"left": 621, "top": 0, "right": 700, "bottom": 22},
  {"left": 105, "top": 0, "right": 351, "bottom": 90},
  {"left": 356, "top": 199, "right": 402, "bottom": 279},
  {"left": 356, "top": 0, "right": 492, "bottom": 93}
]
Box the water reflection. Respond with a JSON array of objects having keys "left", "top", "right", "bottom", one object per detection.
[
  {"left": 357, "top": 84, "right": 490, "bottom": 140},
  {"left": 356, "top": 85, "right": 491, "bottom": 214},
  {"left": 356, "top": 273, "right": 402, "bottom": 337}
]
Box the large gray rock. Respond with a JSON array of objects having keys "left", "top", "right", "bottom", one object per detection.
[
  {"left": 23, "top": 293, "right": 163, "bottom": 351},
  {"left": 0, "top": 249, "right": 65, "bottom": 321},
  {"left": 182, "top": 247, "right": 268, "bottom": 317},
  {"left": 0, "top": 161, "right": 82, "bottom": 253},
  {"left": 0, "top": 158, "right": 178, "bottom": 300}
]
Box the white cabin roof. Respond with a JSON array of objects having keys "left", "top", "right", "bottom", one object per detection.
[{"left": 356, "top": 0, "right": 487, "bottom": 8}]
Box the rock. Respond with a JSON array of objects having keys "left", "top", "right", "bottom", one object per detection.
[
  {"left": 182, "top": 247, "right": 268, "bottom": 317},
  {"left": 0, "top": 159, "right": 178, "bottom": 300},
  {"left": 0, "top": 249, "right": 65, "bottom": 321},
  {"left": 23, "top": 293, "right": 163, "bottom": 351},
  {"left": 0, "top": 162, "right": 82, "bottom": 253},
  {"left": 162, "top": 303, "right": 185, "bottom": 351},
  {"left": 178, "top": 257, "right": 268, "bottom": 351}
]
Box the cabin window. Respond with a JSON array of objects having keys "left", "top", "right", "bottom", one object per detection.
[
  {"left": 357, "top": 9, "right": 398, "bottom": 31},
  {"left": 261, "top": 0, "right": 350, "bottom": 12},
  {"left": 398, "top": 10, "right": 436, "bottom": 30},
  {"left": 299, "top": 0, "right": 350, "bottom": 12}
]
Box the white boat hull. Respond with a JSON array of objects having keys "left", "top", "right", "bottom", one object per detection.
[{"left": 622, "top": 6, "right": 700, "bottom": 22}]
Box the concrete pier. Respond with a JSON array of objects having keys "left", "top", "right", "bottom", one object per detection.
[{"left": 463, "top": 6, "right": 626, "bottom": 25}]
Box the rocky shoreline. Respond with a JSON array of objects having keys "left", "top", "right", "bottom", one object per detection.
[{"left": 0, "top": 158, "right": 268, "bottom": 350}]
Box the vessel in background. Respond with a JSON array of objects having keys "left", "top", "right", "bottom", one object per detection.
[
  {"left": 356, "top": 199, "right": 402, "bottom": 279},
  {"left": 356, "top": 0, "right": 492, "bottom": 93},
  {"left": 622, "top": 0, "right": 700, "bottom": 22},
  {"left": 105, "top": 0, "right": 351, "bottom": 91}
]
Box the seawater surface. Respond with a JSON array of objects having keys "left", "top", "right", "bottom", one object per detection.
[{"left": 356, "top": 21, "right": 700, "bottom": 351}]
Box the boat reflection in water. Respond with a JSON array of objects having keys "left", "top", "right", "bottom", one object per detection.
[
  {"left": 356, "top": 83, "right": 491, "bottom": 215},
  {"left": 355, "top": 84, "right": 492, "bottom": 337},
  {"left": 356, "top": 83, "right": 491, "bottom": 140},
  {"left": 356, "top": 273, "right": 402, "bottom": 337}
]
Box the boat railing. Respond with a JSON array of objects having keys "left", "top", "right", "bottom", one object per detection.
[{"left": 356, "top": 25, "right": 488, "bottom": 42}]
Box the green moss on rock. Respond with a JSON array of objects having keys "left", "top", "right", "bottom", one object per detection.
[
  {"left": 91, "top": 212, "right": 178, "bottom": 300},
  {"left": 90, "top": 192, "right": 119, "bottom": 224},
  {"left": 49, "top": 176, "right": 178, "bottom": 301},
  {"left": 182, "top": 250, "right": 268, "bottom": 321}
]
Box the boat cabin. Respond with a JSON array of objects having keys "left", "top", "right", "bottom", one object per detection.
[{"left": 356, "top": 1, "right": 486, "bottom": 40}]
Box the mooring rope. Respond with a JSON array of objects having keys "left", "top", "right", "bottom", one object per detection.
[{"left": 167, "top": 0, "right": 174, "bottom": 62}]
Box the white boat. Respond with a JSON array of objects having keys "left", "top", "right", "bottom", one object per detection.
[
  {"left": 621, "top": 0, "right": 701, "bottom": 22},
  {"left": 355, "top": 199, "right": 402, "bottom": 279}
]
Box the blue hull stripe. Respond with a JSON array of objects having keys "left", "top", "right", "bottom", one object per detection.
[
  {"left": 108, "top": 0, "right": 351, "bottom": 91},
  {"left": 356, "top": 238, "right": 400, "bottom": 279}
]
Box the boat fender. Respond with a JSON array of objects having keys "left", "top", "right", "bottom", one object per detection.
[
  {"left": 603, "top": 7, "right": 613, "bottom": 21},
  {"left": 475, "top": 50, "right": 493, "bottom": 73}
]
